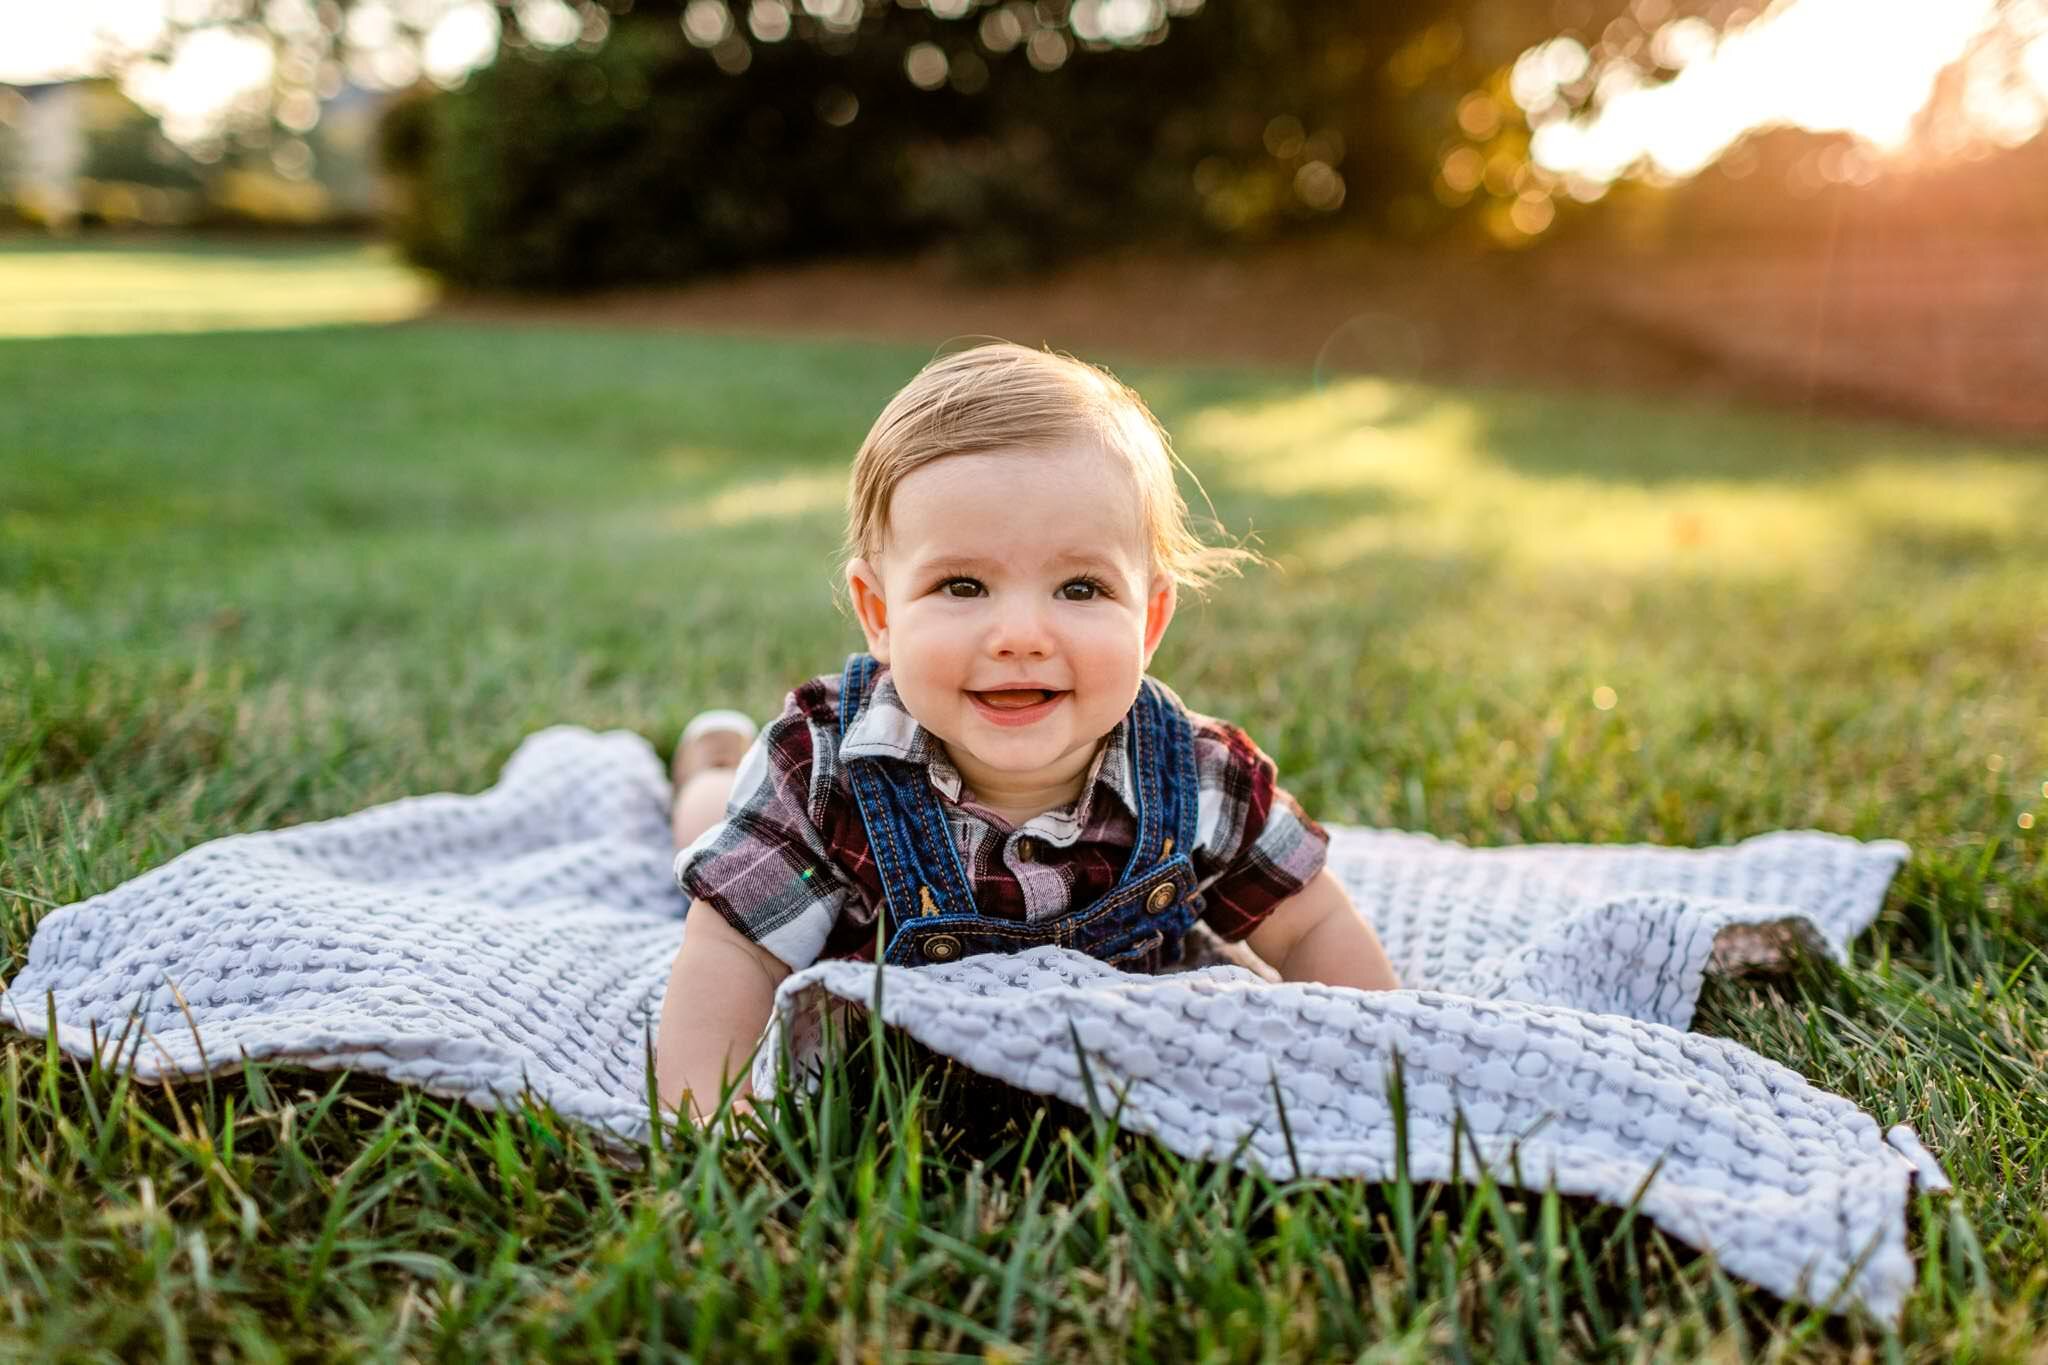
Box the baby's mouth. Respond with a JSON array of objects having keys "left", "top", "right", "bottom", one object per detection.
[{"left": 973, "top": 688, "right": 1063, "bottom": 710}]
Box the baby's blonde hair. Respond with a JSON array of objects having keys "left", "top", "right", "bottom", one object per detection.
[{"left": 845, "top": 341, "right": 1259, "bottom": 593}]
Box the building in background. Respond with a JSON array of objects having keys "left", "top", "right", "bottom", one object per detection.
[
  {"left": 1, "top": 77, "right": 392, "bottom": 230},
  {"left": 1, "top": 80, "right": 89, "bottom": 229}
]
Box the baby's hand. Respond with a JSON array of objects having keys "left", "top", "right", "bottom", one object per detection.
[
  {"left": 689, "top": 1091, "right": 755, "bottom": 1128},
  {"left": 655, "top": 903, "right": 790, "bottom": 1118},
  {"left": 1246, "top": 867, "right": 1400, "bottom": 992}
]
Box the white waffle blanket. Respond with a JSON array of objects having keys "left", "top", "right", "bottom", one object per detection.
[{"left": 1, "top": 726, "right": 1946, "bottom": 1318}]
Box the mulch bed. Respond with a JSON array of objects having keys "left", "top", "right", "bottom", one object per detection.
[{"left": 431, "top": 234, "right": 2048, "bottom": 437}]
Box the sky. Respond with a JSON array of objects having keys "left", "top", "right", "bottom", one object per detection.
[
  {"left": 0, "top": 0, "right": 501, "bottom": 142},
  {"left": 1524, "top": 0, "right": 2048, "bottom": 182},
  {"left": 2, "top": 0, "right": 2044, "bottom": 179}
]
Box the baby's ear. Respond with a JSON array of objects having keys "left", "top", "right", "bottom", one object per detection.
[
  {"left": 1141, "top": 572, "right": 1176, "bottom": 666},
  {"left": 846, "top": 558, "right": 891, "bottom": 662}
]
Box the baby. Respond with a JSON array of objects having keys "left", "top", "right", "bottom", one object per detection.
[{"left": 656, "top": 342, "right": 1398, "bottom": 1120}]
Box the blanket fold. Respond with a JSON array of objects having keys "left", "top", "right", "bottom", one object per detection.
[{"left": 1, "top": 725, "right": 1941, "bottom": 1319}]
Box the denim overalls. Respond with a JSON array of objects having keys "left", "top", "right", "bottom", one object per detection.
[{"left": 837, "top": 653, "right": 1203, "bottom": 972}]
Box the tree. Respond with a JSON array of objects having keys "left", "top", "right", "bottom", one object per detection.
[{"left": 86, "top": 0, "right": 2046, "bottom": 284}]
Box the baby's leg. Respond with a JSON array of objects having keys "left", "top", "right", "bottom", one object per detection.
[
  {"left": 671, "top": 711, "right": 755, "bottom": 847},
  {"left": 673, "top": 768, "right": 738, "bottom": 847}
]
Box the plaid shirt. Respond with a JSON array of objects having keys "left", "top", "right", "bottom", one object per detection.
[{"left": 675, "top": 665, "right": 1328, "bottom": 970}]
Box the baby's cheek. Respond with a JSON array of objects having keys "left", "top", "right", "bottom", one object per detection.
[
  {"left": 892, "top": 642, "right": 970, "bottom": 720},
  {"left": 1083, "top": 613, "right": 1151, "bottom": 667}
]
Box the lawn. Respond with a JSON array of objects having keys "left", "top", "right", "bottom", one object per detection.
[
  {"left": 0, "top": 236, "right": 434, "bottom": 339},
  {"left": 1, "top": 242, "right": 2045, "bottom": 1359}
]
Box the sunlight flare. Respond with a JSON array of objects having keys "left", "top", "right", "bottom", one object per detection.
[{"left": 1526, "top": 0, "right": 2046, "bottom": 182}]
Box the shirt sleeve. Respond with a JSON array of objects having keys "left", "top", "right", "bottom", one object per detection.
[
  {"left": 1188, "top": 719, "right": 1330, "bottom": 941},
  {"left": 673, "top": 687, "right": 852, "bottom": 971}
]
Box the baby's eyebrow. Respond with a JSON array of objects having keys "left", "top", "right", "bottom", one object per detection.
[
  {"left": 915, "top": 555, "right": 996, "bottom": 577},
  {"left": 916, "top": 551, "right": 1126, "bottom": 577},
  {"left": 1046, "top": 550, "right": 1123, "bottom": 572}
]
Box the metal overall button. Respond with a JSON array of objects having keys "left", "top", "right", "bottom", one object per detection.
[
  {"left": 925, "top": 934, "right": 963, "bottom": 962},
  {"left": 1146, "top": 882, "right": 1176, "bottom": 913}
]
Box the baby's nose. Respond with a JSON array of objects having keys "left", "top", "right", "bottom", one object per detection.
[{"left": 988, "top": 601, "right": 1055, "bottom": 656}]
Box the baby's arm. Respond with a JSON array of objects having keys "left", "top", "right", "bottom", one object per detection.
[
  {"left": 655, "top": 903, "right": 792, "bottom": 1120},
  {"left": 1245, "top": 867, "right": 1400, "bottom": 992}
]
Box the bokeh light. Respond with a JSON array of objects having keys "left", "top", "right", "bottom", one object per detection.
[
  {"left": 1524, "top": 0, "right": 2048, "bottom": 184},
  {"left": 1311, "top": 313, "right": 1429, "bottom": 394}
]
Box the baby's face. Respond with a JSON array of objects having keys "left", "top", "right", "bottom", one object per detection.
[{"left": 847, "top": 443, "right": 1175, "bottom": 798}]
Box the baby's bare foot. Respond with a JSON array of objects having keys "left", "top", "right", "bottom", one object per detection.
[
  {"left": 671, "top": 710, "right": 758, "bottom": 848},
  {"left": 671, "top": 708, "right": 757, "bottom": 788}
]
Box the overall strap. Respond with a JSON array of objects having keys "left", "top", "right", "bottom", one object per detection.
[
  {"left": 1028, "top": 676, "right": 1201, "bottom": 972},
  {"left": 835, "top": 651, "right": 881, "bottom": 736},
  {"left": 835, "top": 654, "right": 978, "bottom": 940},
  {"left": 1119, "top": 677, "right": 1201, "bottom": 880}
]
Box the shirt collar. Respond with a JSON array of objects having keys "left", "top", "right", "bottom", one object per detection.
[
  {"left": 839, "top": 667, "right": 1141, "bottom": 827},
  {"left": 838, "top": 669, "right": 942, "bottom": 765}
]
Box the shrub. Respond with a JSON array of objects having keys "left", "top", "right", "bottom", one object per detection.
[{"left": 381, "top": 0, "right": 1510, "bottom": 290}]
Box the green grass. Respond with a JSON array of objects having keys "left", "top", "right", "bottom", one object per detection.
[
  {"left": 0, "top": 236, "right": 434, "bottom": 339},
  {"left": 2, "top": 247, "right": 2046, "bottom": 1358}
]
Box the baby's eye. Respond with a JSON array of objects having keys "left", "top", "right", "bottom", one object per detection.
[
  {"left": 1058, "top": 576, "right": 1110, "bottom": 601},
  {"left": 938, "top": 577, "right": 986, "bottom": 599}
]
